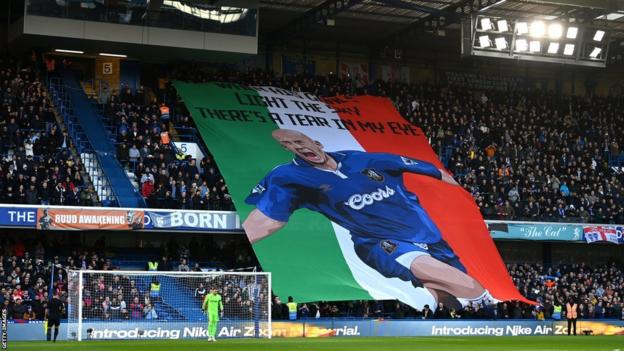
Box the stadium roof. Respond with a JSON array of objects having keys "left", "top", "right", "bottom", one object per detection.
[
  {"left": 261, "top": 0, "right": 456, "bottom": 24},
  {"left": 5, "top": 0, "right": 622, "bottom": 61},
  {"left": 259, "top": 0, "right": 624, "bottom": 47}
]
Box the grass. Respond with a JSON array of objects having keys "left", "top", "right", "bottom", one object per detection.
[{"left": 9, "top": 336, "right": 624, "bottom": 351}]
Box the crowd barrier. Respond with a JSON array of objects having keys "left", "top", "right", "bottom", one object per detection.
[{"left": 0, "top": 205, "right": 241, "bottom": 232}]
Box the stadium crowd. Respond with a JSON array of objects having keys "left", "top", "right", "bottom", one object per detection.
[
  {"left": 0, "top": 57, "right": 97, "bottom": 207},
  {"left": 394, "top": 84, "right": 624, "bottom": 225},
  {"left": 0, "top": 235, "right": 622, "bottom": 322},
  {"left": 276, "top": 261, "right": 624, "bottom": 321},
  {"left": 105, "top": 88, "right": 234, "bottom": 211},
  {"left": 0, "top": 236, "right": 117, "bottom": 322},
  {"left": 0, "top": 233, "right": 257, "bottom": 321},
  {"left": 2, "top": 55, "right": 621, "bottom": 225},
  {"left": 1, "top": 55, "right": 623, "bottom": 322}
]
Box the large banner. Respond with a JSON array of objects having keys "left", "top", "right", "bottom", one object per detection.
[
  {"left": 488, "top": 221, "right": 583, "bottom": 241},
  {"left": 583, "top": 225, "right": 624, "bottom": 244},
  {"left": 174, "top": 82, "right": 529, "bottom": 308},
  {"left": 144, "top": 210, "right": 240, "bottom": 231},
  {"left": 72, "top": 320, "right": 617, "bottom": 340},
  {"left": 0, "top": 207, "right": 37, "bottom": 227},
  {"left": 0, "top": 205, "right": 241, "bottom": 232},
  {"left": 36, "top": 208, "right": 144, "bottom": 230}
]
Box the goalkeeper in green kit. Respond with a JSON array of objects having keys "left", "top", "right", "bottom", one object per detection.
[{"left": 202, "top": 287, "right": 224, "bottom": 342}]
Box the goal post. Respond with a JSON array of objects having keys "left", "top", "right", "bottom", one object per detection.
[{"left": 66, "top": 270, "right": 271, "bottom": 341}]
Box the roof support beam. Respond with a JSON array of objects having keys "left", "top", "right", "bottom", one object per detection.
[
  {"left": 266, "top": 0, "right": 364, "bottom": 42},
  {"left": 372, "top": 0, "right": 453, "bottom": 17},
  {"left": 377, "top": 0, "right": 505, "bottom": 47}
]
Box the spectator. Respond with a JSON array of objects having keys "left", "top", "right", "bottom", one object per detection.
[
  {"left": 66, "top": 187, "right": 80, "bottom": 206},
  {"left": 195, "top": 283, "right": 207, "bottom": 301},
  {"left": 10, "top": 297, "right": 27, "bottom": 320},
  {"left": 144, "top": 302, "right": 158, "bottom": 319},
  {"left": 110, "top": 297, "right": 121, "bottom": 319},
  {"left": 177, "top": 258, "right": 190, "bottom": 272},
  {"left": 129, "top": 144, "right": 141, "bottom": 163},
  {"left": 101, "top": 296, "right": 112, "bottom": 320},
  {"left": 26, "top": 185, "right": 38, "bottom": 205},
  {"left": 158, "top": 256, "right": 172, "bottom": 271},
  {"left": 118, "top": 294, "right": 129, "bottom": 319},
  {"left": 141, "top": 178, "right": 154, "bottom": 199},
  {"left": 129, "top": 296, "right": 144, "bottom": 319},
  {"left": 421, "top": 304, "right": 433, "bottom": 319},
  {"left": 434, "top": 302, "right": 451, "bottom": 319}
]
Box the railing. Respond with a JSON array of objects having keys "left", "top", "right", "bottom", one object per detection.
[
  {"left": 79, "top": 151, "right": 116, "bottom": 205},
  {"left": 47, "top": 77, "right": 118, "bottom": 206},
  {"left": 88, "top": 94, "right": 118, "bottom": 146}
]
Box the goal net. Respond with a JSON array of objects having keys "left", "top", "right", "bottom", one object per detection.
[{"left": 66, "top": 270, "right": 271, "bottom": 341}]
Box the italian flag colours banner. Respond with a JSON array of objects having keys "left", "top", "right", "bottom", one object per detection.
[{"left": 175, "top": 82, "right": 529, "bottom": 309}]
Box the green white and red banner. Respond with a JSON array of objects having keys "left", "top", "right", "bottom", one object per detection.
[{"left": 175, "top": 82, "right": 529, "bottom": 308}]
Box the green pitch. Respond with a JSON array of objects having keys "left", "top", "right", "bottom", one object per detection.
[{"left": 9, "top": 336, "right": 624, "bottom": 351}]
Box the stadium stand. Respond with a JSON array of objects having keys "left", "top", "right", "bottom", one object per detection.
[
  {"left": 3, "top": 56, "right": 620, "bottom": 224},
  {"left": 48, "top": 67, "right": 146, "bottom": 208},
  {"left": 0, "top": 54, "right": 622, "bottom": 334},
  {"left": 4, "top": 0, "right": 624, "bottom": 347},
  {"left": 0, "top": 233, "right": 621, "bottom": 323},
  {"left": 272, "top": 261, "right": 624, "bottom": 321},
  {"left": 0, "top": 57, "right": 97, "bottom": 206},
  {"left": 0, "top": 232, "right": 258, "bottom": 321},
  {"left": 102, "top": 89, "right": 234, "bottom": 210}
]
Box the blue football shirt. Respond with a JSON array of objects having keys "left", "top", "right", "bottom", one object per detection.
[{"left": 245, "top": 151, "right": 444, "bottom": 243}]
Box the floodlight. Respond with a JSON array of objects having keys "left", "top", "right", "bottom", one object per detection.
[
  {"left": 479, "top": 35, "right": 491, "bottom": 48},
  {"left": 480, "top": 18, "right": 492, "bottom": 30},
  {"left": 516, "top": 22, "right": 529, "bottom": 35},
  {"left": 515, "top": 39, "right": 528, "bottom": 51},
  {"left": 566, "top": 27, "right": 578, "bottom": 39},
  {"left": 547, "top": 23, "right": 563, "bottom": 39},
  {"left": 547, "top": 42, "right": 560, "bottom": 54},
  {"left": 495, "top": 37, "right": 507, "bottom": 50},
  {"left": 530, "top": 21, "right": 546, "bottom": 37},
  {"left": 589, "top": 47, "right": 602, "bottom": 58},
  {"left": 497, "top": 19, "right": 508, "bottom": 32},
  {"left": 600, "top": 13, "right": 624, "bottom": 21},
  {"left": 468, "top": 17, "right": 607, "bottom": 67}
]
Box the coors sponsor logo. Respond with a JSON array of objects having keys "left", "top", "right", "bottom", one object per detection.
[{"left": 344, "top": 186, "right": 395, "bottom": 210}]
